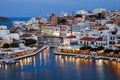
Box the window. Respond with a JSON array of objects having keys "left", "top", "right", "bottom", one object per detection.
[
  {"left": 110, "top": 37, "right": 112, "bottom": 40},
  {"left": 80, "top": 41, "right": 82, "bottom": 44},
  {"left": 113, "top": 37, "right": 115, "bottom": 40},
  {"left": 109, "top": 41, "right": 115, "bottom": 44},
  {"left": 113, "top": 42, "right": 115, "bottom": 44},
  {"left": 91, "top": 42, "right": 94, "bottom": 44},
  {"left": 93, "top": 34, "right": 95, "bottom": 36},
  {"left": 87, "top": 42, "right": 89, "bottom": 45},
  {"left": 84, "top": 42, "right": 86, "bottom": 45}
]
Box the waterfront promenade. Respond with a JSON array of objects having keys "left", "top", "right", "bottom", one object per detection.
[
  {"left": 53, "top": 51, "right": 120, "bottom": 62},
  {"left": 0, "top": 46, "right": 47, "bottom": 63}
]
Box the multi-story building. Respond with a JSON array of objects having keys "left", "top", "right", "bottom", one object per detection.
[
  {"left": 42, "top": 26, "right": 54, "bottom": 36},
  {"left": 78, "top": 36, "right": 103, "bottom": 48},
  {"left": 50, "top": 14, "right": 58, "bottom": 26},
  {"left": 72, "top": 22, "right": 88, "bottom": 36},
  {"left": 60, "top": 25, "right": 71, "bottom": 37}
]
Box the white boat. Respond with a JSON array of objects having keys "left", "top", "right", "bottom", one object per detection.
[
  {"left": 94, "top": 56, "right": 100, "bottom": 60},
  {"left": 116, "top": 58, "right": 120, "bottom": 62},
  {"left": 109, "top": 58, "right": 114, "bottom": 61},
  {"left": 84, "top": 55, "right": 89, "bottom": 59},
  {"left": 4, "top": 60, "right": 19, "bottom": 64}
]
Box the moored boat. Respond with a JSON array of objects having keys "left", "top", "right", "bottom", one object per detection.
[{"left": 116, "top": 58, "right": 120, "bottom": 62}]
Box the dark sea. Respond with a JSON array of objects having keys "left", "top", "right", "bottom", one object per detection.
[{"left": 0, "top": 17, "right": 31, "bottom": 28}]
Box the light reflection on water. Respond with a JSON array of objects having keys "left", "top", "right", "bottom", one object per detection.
[
  {"left": 0, "top": 48, "right": 120, "bottom": 80},
  {"left": 54, "top": 54, "right": 120, "bottom": 79}
]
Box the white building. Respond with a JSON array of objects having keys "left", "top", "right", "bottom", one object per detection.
[
  {"left": 53, "top": 26, "right": 60, "bottom": 36},
  {"left": 0, "top": 29, "right": 20, "bottom": 44},
  {"left": 60, "top": 25, "right": 71, "bottom": 37},
  {"left": 10, "top": 33, "right": 19, "bottom": 42},
  {"left": 13, "top": 21, "right": 26, "bottom": 28},
  {"left": 76, "top": 22, "right": 119, "bottom": 48},
  {"left": 0, "top": 25, "right": 7, "bottom": 30},
  {"left": 72, "top": 22, "right": 88, "bottom": 36},
  {"left": 20, "top": 33, "right": 37, "bottom": 40},
  {"left": 93, "top": 8, "right": 106, "bottom": 14},
  {"left": 26, "top": 17, "right": 39, "bottom": 30},
  {"left": 79, "top": 36, "right": 103, "bottom": 48}
]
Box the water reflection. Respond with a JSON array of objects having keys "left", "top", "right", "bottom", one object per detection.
[
  {"left": 54, "top": 54, "right": 120, "bottom": 80},
  {"left": 19, "top": 56, "right": 35, "bottom": 66},
  {"left": 55, "top": 55, "right": 94, "bottom": 65}
]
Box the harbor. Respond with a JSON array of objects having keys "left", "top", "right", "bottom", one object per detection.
[{"left": 0, "top": 48, "right": 120, "bottom": 80}]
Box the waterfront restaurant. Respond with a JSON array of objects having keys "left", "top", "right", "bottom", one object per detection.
[{"left": 57, "top": 45, "right": 83, "bottom": 53}]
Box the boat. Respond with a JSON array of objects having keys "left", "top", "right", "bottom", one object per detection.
[
  {"left": 116, "top": 58, "right": 120, "bottom": 62},
  {"left": 4, "top": 60, "right": 19, "bottom": 64},
  {"left": 109, "top": 58, "right": 115, "bottom": 61},
  {"left": 75, "top": 54, "right": 80, "bottom": 58},
  {"left": 84, "top": 55, "right": 89, "bottom": 59},
  {"left": 94, "top": 56, "right": 100, "bottom": 60}
]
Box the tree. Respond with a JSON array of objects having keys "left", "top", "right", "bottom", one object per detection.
[
  {"left": 104, "top": 49, "right": 113, "bottom": 53},
  {"left": 114, "top": 49, "right": 120, "bottom": 54},
  {"left": 90, "top": 48, "right": 98, "bottom": 51},
  {"left": 97, "top": 46, "right": 104, "bottom": 51},
  {"left": 29, "top": 29, "right": 35, "bottom": 33},
  {"left": 80, "top": 46, "right": 92, "bottom": 50},
  {"left": 10, "top": 43, "right": 19, "bottom": 48},
  {"left": 3, "top": 43, "right": 10, "bottom": 48},
  {"left": 24, "top": 39, "right": 37, "bottom": 46}
]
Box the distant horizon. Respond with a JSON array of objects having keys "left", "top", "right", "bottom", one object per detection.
[{"left": 0, "top": 0, "right": 120, "bottom": 17}]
